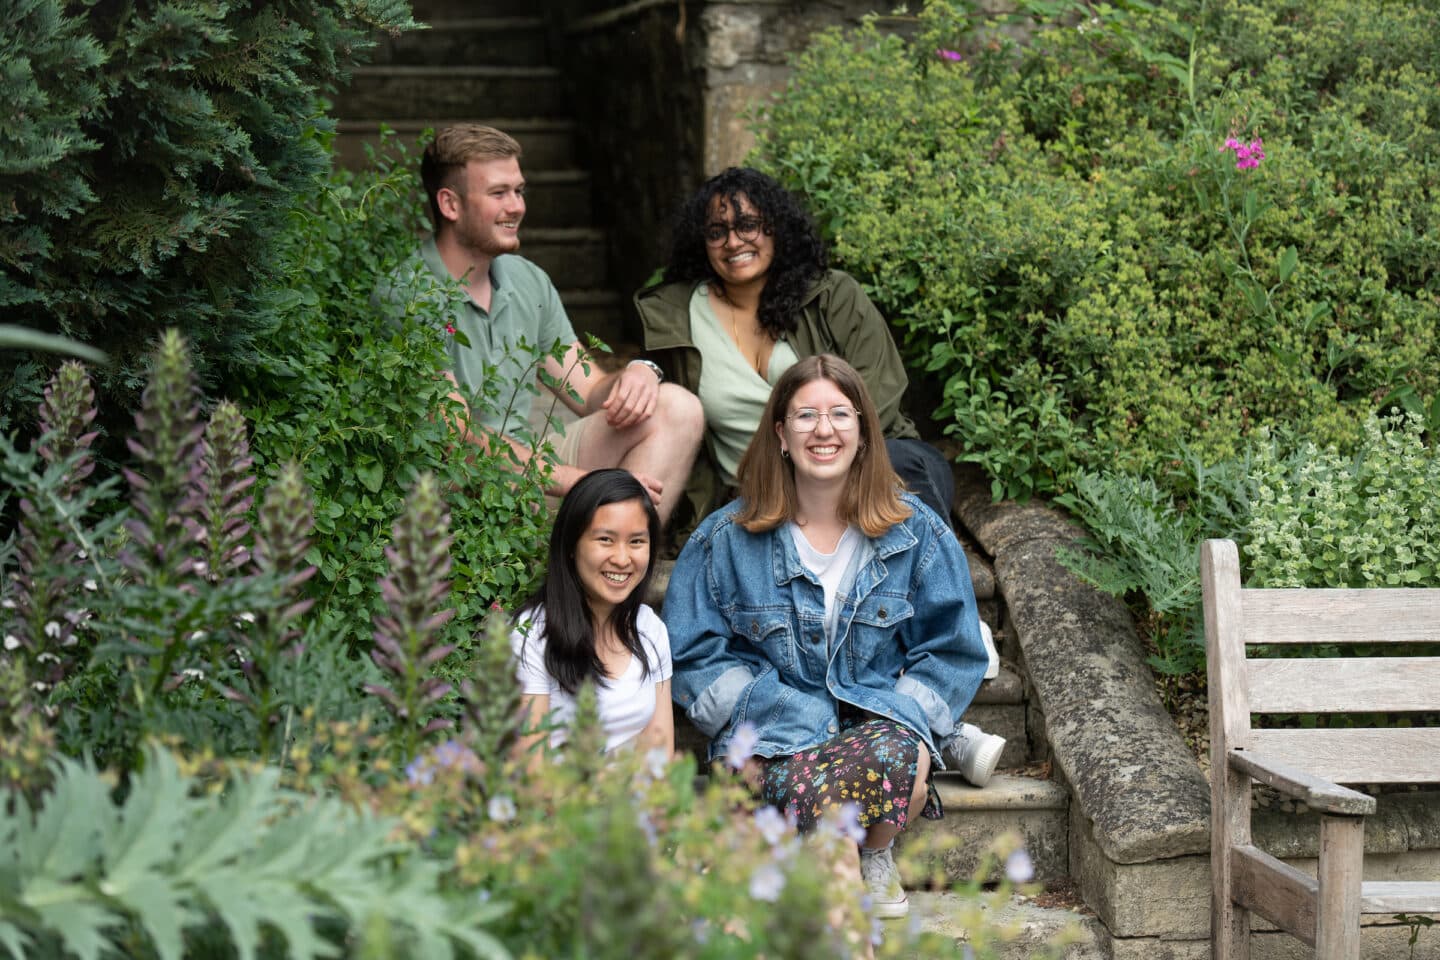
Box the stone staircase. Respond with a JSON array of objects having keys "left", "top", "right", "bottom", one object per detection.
[{"left": 331, "top": 0, "right": 627, "bottom": 346}]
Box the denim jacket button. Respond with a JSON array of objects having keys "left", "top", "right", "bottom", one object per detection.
[
  {"left": 879, "top": 608, "right": 888, "bottom": 619},
  {"left": 750, "top": 621, "right": 758, "bottom": 636},
  {"left": 827, "top": 723, "right": 837, "bottom": 733}
]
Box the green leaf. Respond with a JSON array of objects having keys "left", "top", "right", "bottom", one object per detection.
[
  {"left": 1277, "top": 245, "right": 1298, "bottom": 284},
  {"left": 0, "top": 325, "right": 109, "bottom": 364},
  {"left": 356, "top": 462, "right": 384, "bottom": 493}
]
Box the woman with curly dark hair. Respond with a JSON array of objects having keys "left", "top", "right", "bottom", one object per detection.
[{"left": 635, "top": 168, "right": 1007, "bottom": 789}]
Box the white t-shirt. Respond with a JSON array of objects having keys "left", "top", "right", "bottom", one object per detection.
[
  {"left": 510, "top": 604, "right": 672, "bottom": 752},
  {"left": 789, "top": 524, "right": 871, "bottom": 649}
]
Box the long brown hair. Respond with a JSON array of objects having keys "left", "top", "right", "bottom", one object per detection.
[{"left": 735, "top": 355, "right": 910, "bottom": 536}]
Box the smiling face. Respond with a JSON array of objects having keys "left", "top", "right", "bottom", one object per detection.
[
  {"left": 704, "top": 193, "right": 775, "bottom": 292},
  {"left": 574, "top": 498, "right": 652, "bottom": 622},
  {"left": 776, "top": 376, "right": 863, "bottom": 489},
  {"left": 444, "top": 156, "right": 525, "bottom": 257}
]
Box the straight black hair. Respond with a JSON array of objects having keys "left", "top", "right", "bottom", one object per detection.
[{"left": 519, "top": 469, "right": 661, "bottom": 695}]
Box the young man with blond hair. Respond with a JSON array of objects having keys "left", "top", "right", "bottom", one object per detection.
[{"left": 381, "top": 124, "right": 702, "bottom": 525}]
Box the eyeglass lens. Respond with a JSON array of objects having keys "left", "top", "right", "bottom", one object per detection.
[{"left": 704, "top": 216, "right": 764, "bottom": 246}]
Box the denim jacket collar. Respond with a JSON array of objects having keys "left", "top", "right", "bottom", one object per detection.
[{"left": 770, "top": 516, "right": 918, "bottom": 587}]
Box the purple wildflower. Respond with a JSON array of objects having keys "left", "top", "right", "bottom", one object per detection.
[
  {"left": 754, "top": 806, "right": 791, "bottom": 845},
  {"left": 1222, "top": 136, "right": 1266, "bottom": 171},
  {"left": 936, "top": 49, "right": 963, "bottom": 61},
  {"left": 749, "top": 862, "right": 786, "bottom": 902},
  {"left": 1005, "top": 847, "right": 1035, "bottom": 883},
  {"left": 835, "top": 802, "right": 867, "bottom": 843},
  {"left": 726, "top": 721, "right": 760, "bottom": 770}
]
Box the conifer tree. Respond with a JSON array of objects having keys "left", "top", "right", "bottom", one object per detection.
[{"left": 0, "top": 0, "right": 418, "bottom": 431}]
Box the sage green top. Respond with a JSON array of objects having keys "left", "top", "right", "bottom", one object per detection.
[
  {"left": 376, "top": 236, "right": 575, "bottom": 440},
  {"left": 690, "top": 284, "right": 798, "bottom": 485}
]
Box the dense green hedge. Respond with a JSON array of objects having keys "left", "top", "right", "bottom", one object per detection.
[
  {"left": 0, "top": 0, "right": 416, "bottom": 435},
  {"left": 754, "top": 0, "right": 1440, "bottom": 673},
  {"left": 755, "top": 0, "right": 1440, "bottom": 501}
]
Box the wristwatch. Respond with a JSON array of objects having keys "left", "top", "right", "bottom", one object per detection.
[{"left": 628, "top": 358, "right": 665, "bottom": 382}]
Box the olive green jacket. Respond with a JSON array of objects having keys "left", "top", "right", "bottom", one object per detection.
[{"left": 634, "top": 268, "right": 918, "bottom": 524}]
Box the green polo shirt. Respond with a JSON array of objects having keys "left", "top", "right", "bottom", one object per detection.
[{"left": 381, "top": 236, "right": 576, "bottom": 440}]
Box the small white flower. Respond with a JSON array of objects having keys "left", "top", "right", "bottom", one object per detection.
[
  {"left": 748, "top": 862, "right": 786, "bottom": 902},
  {"left": 77, "top": 550, "right": 87, "bottom": 560},
  {"left": 644, "top": 747, "right": 670, "bottom": 780},
  {"left": 1, "top": 598, "right": 16, "bottom": 609},
  {"left": 239, "top": 611, "right": 256, "bottom": 624},
  {"left": 181, "top": 667, "right": 206, "bottom": 681},
  {"left": 189, "top": 630, "right": 207, "bottom": 642},
  {"left": 31, "top": 681, "right": 50, "bottom": 693},
  {"left": 83, "top": 579, "right": 98, "bottom": 592},
  {"left": 44, "top": 621, "right": 61, "bottom": 639},
  {"left": 37, "top": 652, "right": 60, "bottom": 664},
  {"left": 487, "top": 794, "right": 517, "bottom": 823},
  {"left": 3, "top": 635, "right": 19, "bottom": 651}
]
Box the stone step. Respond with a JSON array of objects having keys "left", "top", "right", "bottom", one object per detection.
[
  {"left": 521, "top": 228, "right": 607, "bottom": 288},
  {"left": 332, "top": 118, "right": 578, "bottom": 172},
  {"left": 911, "top": 890, "right": 1104, "bottom": 960},
  {"left": 370, "top": 17, "right": 549, "bottom": 67},
  {"left": 898, "top": 774, "right": 1070, "bottom": 887},
  {"left": 333, "top": 65, "right": 567, "bottom": 120}
]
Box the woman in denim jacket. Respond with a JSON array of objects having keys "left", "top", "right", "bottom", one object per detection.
[{"left": 664, "top": 355, "right": 990, "bottom": 919}]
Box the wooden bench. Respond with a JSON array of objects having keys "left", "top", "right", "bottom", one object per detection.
[{"left": 1201, "top": 538, "right": 1440, "bottom": 960}]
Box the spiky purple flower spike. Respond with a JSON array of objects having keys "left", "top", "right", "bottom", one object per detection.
[
  {"left": 9, "top": 361, "right": 105, "bottom": 687},
  {"left": 365, "top": 472, "right": 457, "bottom": 758},
  {"left": 198, "top": 401, "right": 255, "bottom": 581},
  {"left": 122, "top": 329, "right": 206, "bottom": 584}
]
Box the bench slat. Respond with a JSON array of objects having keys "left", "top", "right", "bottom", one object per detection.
[
  {"left": 1231, "top": 844, "right": 1317, "bottom": 946},
  {"left": 1360, "top": 882, "right": 1440, "bottom": 914},
  {"left": 1246, "top": 728, "right": 1440, "bottom": 783},
  {"left": 1240, "top": 589, "right": 1440, "bottom": 645},
  {"left": 1247, "top": 657, "right": 1440, "bottom": 713}
]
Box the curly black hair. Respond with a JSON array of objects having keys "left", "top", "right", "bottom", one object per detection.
[{"left": 664, "top": 167, "right": 828, "bottom": 339}]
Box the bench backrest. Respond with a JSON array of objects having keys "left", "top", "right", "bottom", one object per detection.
[{"left": 1202, "top": 538, "right": 1440, "bottom": 785}]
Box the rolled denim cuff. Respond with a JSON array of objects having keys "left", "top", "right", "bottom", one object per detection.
[
  {"left": 896, "top": 674, "right": 955, "bottom": 741},
  {"left": 689, "top": 665, "right": 755, "bottom": 737}
]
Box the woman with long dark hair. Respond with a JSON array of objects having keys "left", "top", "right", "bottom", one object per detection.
[
  {"left": 511, "top": 468, "right": 673, "bottom": 758},
  {"left": 664, "top": 356, "right": 990, "bottom": 919},
  {"left": 635, "top": 167, "right": 1005, "bottom": 788}
]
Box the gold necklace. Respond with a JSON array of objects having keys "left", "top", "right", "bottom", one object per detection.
[{"left": 715, "top": 285, "right": 766, "bottom": 377}]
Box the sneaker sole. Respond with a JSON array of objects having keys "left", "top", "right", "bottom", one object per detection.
[
  {"left": 872, "top": 897, "right": 910, "bottom": 920},
  {"left": 962, "top": 734, "right": 1006, "bottom": 788},
  {"left": 981, "top": 621, "right": 1000, "bottom": 680}
]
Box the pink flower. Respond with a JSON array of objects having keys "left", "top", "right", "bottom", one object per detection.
[
  {"left": 936, "top": 49, "right": 963, "bottom": 61},
  {"left": 1222, "top": 136, "right": 1265, "bottom": 171},
  {"left": 445, "top": 324, "right": 457, "bottom": 335}
]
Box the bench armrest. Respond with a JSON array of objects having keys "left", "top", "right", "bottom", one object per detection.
[{"left": 1227, "top": 749, "right": 1377, "bottom": 816}]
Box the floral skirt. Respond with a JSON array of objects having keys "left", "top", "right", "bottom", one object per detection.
[{"left": 759, "top": 716, "right": 942, "bottom": 834}]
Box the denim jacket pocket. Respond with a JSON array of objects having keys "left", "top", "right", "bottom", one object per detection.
[
  {"left": 734, "top": 608, "right": 796, "bottom": 671},
  {"left": 845, "top": 594, "right": 915, "bottom": 666}
]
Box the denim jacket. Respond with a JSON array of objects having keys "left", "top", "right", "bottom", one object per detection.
[{"left": 664, "top": 494, "right": 989, "bottom": 769}]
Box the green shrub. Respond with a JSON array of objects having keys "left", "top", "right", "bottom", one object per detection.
[
  {"left": 0, "top": 0, "right": 419, "bottom": 434},
  {"left": 753, "top": 0, "right": 1440, "bottom": 500},
  {"left": 233, "top": 139, "right": 553, "bottom": 660},
  {"left": 1246, "top": 412, "right": 1440, "bottom": 588},
  {"left": 0, "top": 743, "right": 505, "bottom": 960}
]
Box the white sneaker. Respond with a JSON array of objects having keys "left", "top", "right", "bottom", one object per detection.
[
  {"left": 944, "top": 723, "right": 1006, "bottom": 788},
  {"left": 859, "top": 846, "right": 909, "bottom": 919},
  {"left": 979, "top": 620, "right": 1000, "bottom": 680}
]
